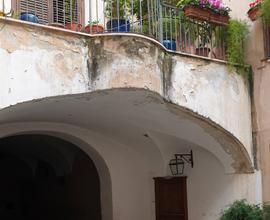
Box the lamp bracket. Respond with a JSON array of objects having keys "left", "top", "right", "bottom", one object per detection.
[{"left": 174, "top": 150, "right": 193, "bottom": 168}]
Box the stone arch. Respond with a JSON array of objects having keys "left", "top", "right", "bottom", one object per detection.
[{"left": 0, "top": 123, "right": 113, "bottom": 220}]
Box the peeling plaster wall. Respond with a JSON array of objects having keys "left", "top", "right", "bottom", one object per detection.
[{"left": 0, "top": 18, "right": 253, "bottom": 166}]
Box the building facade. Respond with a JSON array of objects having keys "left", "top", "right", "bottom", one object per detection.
[{"left": 0, "top": 0, "right": 267, "bottom": 219}]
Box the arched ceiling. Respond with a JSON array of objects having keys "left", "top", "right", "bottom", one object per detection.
[{"left": 0, "top": 89, "right": 253, "bottom": 173}]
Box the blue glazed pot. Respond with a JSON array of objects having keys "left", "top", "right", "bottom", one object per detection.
[
  {"left": 20, "top": 12, "right": 39, "bottom": 23},
  {"left": 163, "top": 39, "right": 176, "bottom": 51},
  {"left": 106, "top": 19, "right": 130, "bottom": 32}
]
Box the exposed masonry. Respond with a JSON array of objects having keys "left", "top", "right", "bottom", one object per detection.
[{"left": 0, "top": 18, "right": 253, "bottom": 173}]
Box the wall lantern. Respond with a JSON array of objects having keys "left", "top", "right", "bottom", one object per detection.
[{"left": 169, "top": 150, "right": 194, "bottom": 175}]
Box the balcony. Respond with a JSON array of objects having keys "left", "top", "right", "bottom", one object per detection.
[{"left": 0, "top": 0, "right": 229, "bottom": 60}]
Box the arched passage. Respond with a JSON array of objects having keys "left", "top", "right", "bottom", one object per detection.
[{"left": 0, "top": 134, "right": 102, "bottom": 220}]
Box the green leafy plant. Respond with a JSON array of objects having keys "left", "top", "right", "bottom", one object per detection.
[
  {"left": 261, "top": 0, "right": 270, "bottom": 24},
  {"left": 64, "top": 0, "right": 78, "bottom": 22},
  {"left": 263, "top": 204, "right": 270, "bottom": 220},
  {"left": 226, "top": 19, "right": 249, "bottom": 73},
  {"left": 220, "top": 200, "right": 270, "bottom": 220},
  {"left": 220, "top": 200, "right": 263, "bottom": 220}
]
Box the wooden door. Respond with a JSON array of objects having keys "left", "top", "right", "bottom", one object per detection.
[{"left": 154, "top": 177, "right": 188, "bottom": 220}]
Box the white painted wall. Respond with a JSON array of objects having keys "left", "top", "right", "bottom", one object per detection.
[
  {"left": 0, "top": 122, "right": 261, "bottom": 220},
  {"left": 0, "top": 19, "right": 253, "bottom": 172},
  {"left": 185, "top": 150, "right": 262, "bottom": 220}
]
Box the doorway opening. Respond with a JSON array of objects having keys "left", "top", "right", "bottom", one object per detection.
[{"left": 0, "top": 134, "right": 101, "bottom": 220}]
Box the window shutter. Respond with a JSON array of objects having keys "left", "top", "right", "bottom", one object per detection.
[{"left": 11, "top": 0, "right": 84, "bottom": 25}]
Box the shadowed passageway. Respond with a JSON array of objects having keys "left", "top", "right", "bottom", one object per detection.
[{"left": 0, "top": 135, "right": 101, "bottom": 220}]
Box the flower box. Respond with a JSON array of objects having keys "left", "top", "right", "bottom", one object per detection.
[
  {"left": 184, "top": 5, "right": 229, "bottom": 25},
  {"left": 184, "top": 5, "right": 211, "bottom": 21},
  {"left": 210, "top": 12, "right": 229, "bottom": 26}
]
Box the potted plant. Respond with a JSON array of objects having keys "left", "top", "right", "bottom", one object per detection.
[
  {"left": 105, "top": 0, "right": 131, "bottom": 32},
  {"left": 20, "top": 12, "right": 39, "bottom": 23},
  {"left": 247, "top": 0, "right": 262, "bottom": 21},
  {"left": 64, "top": 0, "right": 82, "bottom": 31},
  {"left": 177, "top": 0, "right": 231, "bottom": 26},
  {"left": 84, "top": 20, "right": 104, "bottom": 34},
  {"left": 195, "top": 21, "right": 212, "bottom": 57}
]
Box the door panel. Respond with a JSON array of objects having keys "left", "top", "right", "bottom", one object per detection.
[{"left": 154, "top": 177, "right": 188, "bottom": 220}]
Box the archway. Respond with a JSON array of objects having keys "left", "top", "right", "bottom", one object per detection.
[{"left": 0, "top": 134, "right": 102, "bottom": 220}]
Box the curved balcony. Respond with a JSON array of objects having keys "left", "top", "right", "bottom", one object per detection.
[
  {"left": 0, "top": 0, "right": 229, "bottom": 60},
  {"left": 0, "top": 17, "right": 253, "bottom": 175}
]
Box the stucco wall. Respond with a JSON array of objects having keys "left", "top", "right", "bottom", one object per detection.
[
  {"left": 0, "top": 18, "right": 253, "bottom": 171},
  {"left": 0, "top": 122, "right": 262, "bottom": 220},
  {"left": 253, "top": 62, "right": 270, "bottom": 202},
  {"left": 244, "top": 1, "right": 270, "bottom": 202}
]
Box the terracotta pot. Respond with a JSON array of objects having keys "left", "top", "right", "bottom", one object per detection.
[
  {"left": 85, "top": 24, "right": 104, "bottom": 34},
  {"left": 196, "top": 47, "right": 211, "bottom": 57},
  {"left": 65, "top": 22, "right": 82, "bottom": 32},
  {"left": 248, "top": 7, "right": 260, "bottom": 21},
  {"left": 184, "top": 5, "right": 210, "bottom": 21},
  {"left": 48, "top": 23, "right": 65, "bottom": 28},
  {"left": 209, "top": 13, "right": 229, "bottom": 26}
]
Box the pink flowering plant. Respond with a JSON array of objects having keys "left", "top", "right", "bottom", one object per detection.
[
  {"left": 177, "top": 0, "right": 231, "bottom": 16},
  {"left": 248, "top": 0, "right": 262, "bottom": 11}
]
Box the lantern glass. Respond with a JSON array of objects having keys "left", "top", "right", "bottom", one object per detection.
[{"left": 169, "top": 158, "right": 185, "bottom": 175}]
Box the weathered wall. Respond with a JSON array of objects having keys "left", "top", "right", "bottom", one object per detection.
[
  {"left": 244, "top": 1, "right": 270, "bottom": 202},
  {"left": 253, "top": 62, "right": 270, "bottom": 202},
  {"left": 0, "top": 18, "right": 253, "bottom": 171}
]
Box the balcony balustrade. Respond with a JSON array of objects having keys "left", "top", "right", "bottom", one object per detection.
[{"left": 0, "top": 0, "right": 228, "bottom": 60}]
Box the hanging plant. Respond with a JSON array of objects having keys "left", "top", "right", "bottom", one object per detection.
[{"left": 247, "top": 0, "right": 262, "bottom": 21}]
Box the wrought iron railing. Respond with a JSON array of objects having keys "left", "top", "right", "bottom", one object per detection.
[{"left": 1, "top": 0, "right": 227, "bottom": 60}]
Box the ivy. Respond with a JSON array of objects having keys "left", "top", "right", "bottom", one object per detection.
[{"left": 262, "top": 0, "right": 270, "bottom": 24}]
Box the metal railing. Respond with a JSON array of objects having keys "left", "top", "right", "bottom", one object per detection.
[{"left": 1, "top": 0, "right": 227, "bottom": 60}]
